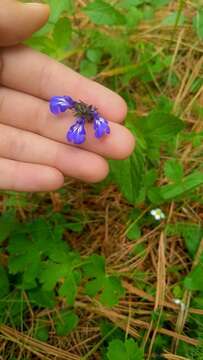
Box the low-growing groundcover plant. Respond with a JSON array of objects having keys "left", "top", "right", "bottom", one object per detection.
[{"left": 1, "top": 0, "right": 203, "bottom": 359}]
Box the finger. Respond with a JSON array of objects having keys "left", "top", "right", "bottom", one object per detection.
[
  {"left": 0, "top": 45, "right": 127, "bottom": 123},
  {"left": 0, "top": 88, "right": 135, "bottom": 159},
  {"left": 0, "top": 1, "right": 49, "bottom": 46},
  {"left": 0, "top": 124, "right": 109, "bottom": 183},
  {"left": 0, "top": 157, "right": 64, "bottom": 192}
]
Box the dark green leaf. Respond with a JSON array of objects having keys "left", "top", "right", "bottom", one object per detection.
[
  {"left": 0, "top": 266, "right": 9, "bottom": 297},
  {"left": 55, "top": 310, "right": 78, "bottom": 336},
  {"left": 0, "top": 211, "right": 17, "bottom": 244},
  {"left": 100, "top": 276, "right": 125, "bottom": 307},
  {"left": 127, "top": 223, "right": 141, "bottom": 240}
]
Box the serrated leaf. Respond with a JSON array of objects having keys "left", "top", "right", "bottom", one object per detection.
[
  {"left": 100, "top": 276, "right": 125, "bottom": 307},
  {"left": 164, "top": 159, "right": 184, "bottom": 182},
  {"left": 107, "top": 339, "right": 144, "bottom": 360},
  {"left": 83, "top": 254, "right": 105, "bottom": 278},
  {"left": 40, "top": 262, "right": 68, "bottom": 291},
  {"left": 55, "top": 310, "right": 78, "bottom": 336},
  {"left": 83, "top": 0, "right": 126, "bottom": 26},
  {"left": 59, "top": 271, "right": 78, "bottom": 306}
]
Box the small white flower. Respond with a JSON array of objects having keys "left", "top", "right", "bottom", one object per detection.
[
  {"left": 150, "top": 208, "right": 165, "bottom": 221},
  {"left": 173, "top": 298, "right": 186, "bottom": 311}
]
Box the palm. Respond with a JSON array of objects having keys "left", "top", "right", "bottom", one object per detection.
[{"left": 0, "top": 1, "right": 134, "bottom": 192}]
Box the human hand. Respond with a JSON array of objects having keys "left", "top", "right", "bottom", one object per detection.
[{"left": 0, "top": 0, "right": 135, "bottom": 192}]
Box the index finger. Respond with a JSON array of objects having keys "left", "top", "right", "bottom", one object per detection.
[{"left": 0, "top": 45, "right": 127, "bottom": 123}]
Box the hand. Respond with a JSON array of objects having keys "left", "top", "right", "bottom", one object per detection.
[{"left": 0, "top": 0, "right": 135, "bottom": 192}]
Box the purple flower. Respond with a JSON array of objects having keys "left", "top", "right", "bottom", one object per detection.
[
  {"left": 93, "top": 113, "right": 110, "bottom": 139},
  {"left": 49, "top": 96, "right": 75, "bottom": 115},
  {"left": 66, "top": 117, "right": 86, "bottom": 145}
]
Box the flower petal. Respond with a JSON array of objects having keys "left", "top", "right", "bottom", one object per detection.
[
  {"left": 49, "top": 96, "right": 75, "bottom": 115},
  {"left": 93, "top": 115, "right": 110, "bottom": 139},
  {"left": 66, "top": 117, "right": 86, "bottom": 145}
]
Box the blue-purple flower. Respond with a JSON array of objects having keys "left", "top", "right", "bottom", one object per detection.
[
  {"left": 66, "top": 117, "right": 86, "bottom": 145},
  {"left": 49, "top": 96, "right": 75, "bottom": 115},
  {"left": 93, "top": 114, "right": 110, "bottom": 138},
  {"left": 49, "top": 95, "right": 110, "bottom": 145}
]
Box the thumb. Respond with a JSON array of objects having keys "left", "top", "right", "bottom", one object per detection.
[{"left": 0, "top": 0, "right": 50, "bottom": 46}]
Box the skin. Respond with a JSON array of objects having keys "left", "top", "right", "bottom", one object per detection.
[{"left": 0, "top": 0, "right": 135, "bottom": 192}]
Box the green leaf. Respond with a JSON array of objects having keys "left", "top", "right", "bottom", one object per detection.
[
  {"left": 0, "top": 265, "right": 9, "bottom": 297},
  {"left": 53, "top": 18, "right": 72, "bottom": 48},
  {"left": 83, "top": 0, "right": 126, "bottom": 26},
  {"left": 110, "top": 147, "right": 145, "bottom": 204},
  {"left": 40, "top": 262, "right": 68, "bottom": 291},
  {"left": 184, "top": 259, "right": 203, "bottom": 291},
  {"left": 80, "top": 59, "right": 98, "bottom": 77},
  {"left": 127, "top": 223, "right": 141, "bottom": 240},
  {"left": 126, "top": 8, "right": 143, "bottom": 28},
  {"left": 34, "top": 319, "right": 49, "bottom": 342},
  {"left": 107, "top": 339, "right": 144, "bottom": 360},
  {"left": 166, "top": 223, "right": 203, "bottom": 258},
  {"left": 149, "top": 171, "right": 203, "bottom": 204},
  {"left": 100, "top": 276, "right": 125, "bottom": 307},
  {"left": 164, "top": 159, "right": 184, "bottom": 182},
  {"left": 134, "top": 112, "right": 184, "bottom": 144},
  {"left": 85, "top": 277, "right": 104, "bottom": 297},
  {"left": 162, "top": 11, "right": 185, "bottom": 26},
  {"left": 86, "top": 48, "right": 102, "bottom": 63},
  {"left": 151, "top": 0, "right": 171, "bottom": 7},
  {"left": 28, "top": 288, "right": 56, "bottom": 308},
  {"left": 83, "top": 255, "right": 106, "bottom": 296},
  {"left": 0, "top": 211, "right": 17, "bottom": 244},
  {"left": 47, "top": 0, "right": 75, "bottom": 23},
  {"left": 83, "top": 254, "right": 105, "bottom": 278},
  {"left": 120, "top": 0, "right": 144, "bottom": 8},
  {"left": 160, "top": 171, "right": 203, "bottom": 201},
  {"left": 193, "top": 9, "right": 203, "bottom": 40},
  {"left": 55, "top": 310, "right": 78, "bottom": 336},
  {"left": 59, "top": 271, "right": 78, "bottom": 306}
]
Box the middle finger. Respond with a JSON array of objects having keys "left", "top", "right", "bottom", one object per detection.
[{"left": 0, "top": 87, "right": 135, "bottom": 159}]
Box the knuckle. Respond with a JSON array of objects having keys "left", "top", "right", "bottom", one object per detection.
[
  {"left": 38, "top": 60, "right": 54, "bottom": 98},
  {"left": 32, "top": 101, "right": 48, "bottom": 135},
  {"left": 7, "top": 128, "right": 27, "bottom": 159}
]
